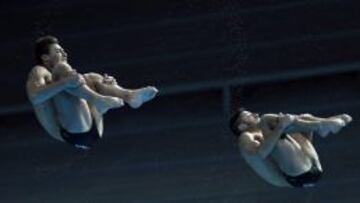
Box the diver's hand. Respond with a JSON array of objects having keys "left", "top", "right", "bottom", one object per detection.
[{"left": 103, "top": 73, "right": 117, "bottom": 85}]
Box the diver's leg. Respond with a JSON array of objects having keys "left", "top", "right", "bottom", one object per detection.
[
  {"left": 53, "top": 64, "right": 124, "bottom": 114},
  {"left": 298, "top": 113, "right": 352, "bottom": 124},
  {"left": 83, "top": 73, "right": 158, "bottom": 109},
  {"left": 286, "top": 114, "right": 350, "bottom": 138},
  {"left": 290, "top": 132, "right": 323, "bottom": 171}
]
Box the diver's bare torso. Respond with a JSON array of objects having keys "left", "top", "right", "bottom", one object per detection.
[
  {"left": 28, "top": 65, "right": 99, "bottom": 140},
  {"left": 239, "top": 116, "right": 316, "bottom": 187}
]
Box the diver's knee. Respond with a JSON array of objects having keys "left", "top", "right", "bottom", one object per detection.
[
  {"left": 83, "top": 72, "right": 103, "bottom": 82},
  {"left": 83, "top": 72, "right": 104, "bottom": 87},
  {"left": 53, "top": 62, "right": 74, "bottom": 79}
]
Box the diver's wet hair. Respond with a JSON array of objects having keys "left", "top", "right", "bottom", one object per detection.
[
  {"left": 229, "top": 107, "right": 247, "bottom": 138},
  {"left": 34, "top": 35, "right": 59, "bottom": 65}
]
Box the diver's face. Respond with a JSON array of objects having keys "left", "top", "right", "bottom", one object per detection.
[
  {"left": 240, "top": 111, "right": 260, "bottom": 126},
  {"left": 43, "top": 43, "right": 68, "bottom": 67}
]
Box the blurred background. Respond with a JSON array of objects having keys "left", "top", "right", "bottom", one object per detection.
[{"left": 0, "top": 0, "right": 360, "bottom": 202}]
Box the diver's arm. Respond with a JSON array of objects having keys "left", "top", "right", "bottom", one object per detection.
[
  {"left": 238, "top": 129, "right": 283, "bottom": 159},
  {"left": 256, "top": 114, "right": 293, "bottom": 158},
  {"left": 26, "top": 66, "right": 81, "bottom": 105},
  {"left": 241, "top": 152, "right": 292, "bottom": 187},
  {"left": 257, "top": 126, "right": 285, "bottom": 159}
]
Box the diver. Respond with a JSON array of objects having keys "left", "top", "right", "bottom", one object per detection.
[
  {"left": 26, "top": 36, "right": 158, "bottom": 150},
  {"left": 230, "top": 108, "right": 352, "bottom": 188}
]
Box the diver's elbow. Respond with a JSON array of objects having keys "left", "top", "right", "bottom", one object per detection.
[{"left": 28, "top": 92, "right": 44, "bottom": 105}]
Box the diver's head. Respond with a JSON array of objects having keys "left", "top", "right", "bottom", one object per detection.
[
  {"left": 230, "top": 108, "right": 260, "bottom": 138},
  {"left": 35, "top": 36, "right": 67, "bottom": 68}
]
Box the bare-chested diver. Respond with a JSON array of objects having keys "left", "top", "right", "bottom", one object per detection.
[
  {"left": 26, "top": 36, "right": 158, "bottom": 150},
  {"left": 230, "top": 108, "right": 352, "bottom": 188}
]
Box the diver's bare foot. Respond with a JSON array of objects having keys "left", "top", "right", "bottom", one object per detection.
[
  {"left": 331, "top": 114, "right": 352, "bottom": 125},
  {"left": 318, "top": 118, "right": 346, "bottom": 138},
  {"left": 95, "top": 96, "right": 124, "bottom": 114},
  {"left": 128, "top": 86, "right": 158, "bottom": 109}
]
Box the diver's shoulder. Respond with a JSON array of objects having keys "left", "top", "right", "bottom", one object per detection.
[
  {"left": 31, "top": 65, "right": 49, "bottom": 73},
  {"left": 28, "top": 65, "right": 51, "bottom": 78}
]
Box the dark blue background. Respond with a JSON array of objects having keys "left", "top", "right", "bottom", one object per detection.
[{"left": 0, "top": 0, "right": 359, "bottom": 202}]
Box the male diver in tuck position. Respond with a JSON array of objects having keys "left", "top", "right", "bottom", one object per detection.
[
  {"left": 230, "top": 108, "right": 352, "bottom": 188},
  {"left": 26, "top": 36, "right": 158, "bottom": 150}
]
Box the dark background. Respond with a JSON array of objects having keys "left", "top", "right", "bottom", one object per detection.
[{"left": 0, "top": 0, "right": 360, "bottom": 202}]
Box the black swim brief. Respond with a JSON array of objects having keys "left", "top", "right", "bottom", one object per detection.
[
  {"left": 280, "top": 133, "right": 288, "bottom": 139},
  {"left": 283, "top": 164, "right": 323, "bottom": 188},
  {"left": 60, "top": 124, "right": 100, "bottom": 150}
]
